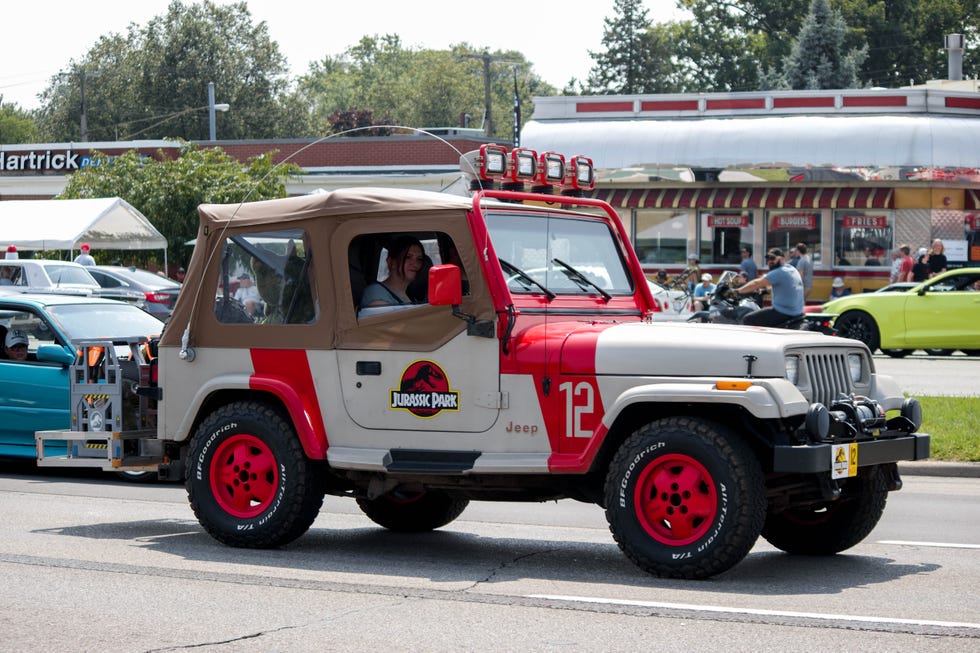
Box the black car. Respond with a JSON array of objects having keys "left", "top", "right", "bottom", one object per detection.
[{"left": 88, "top": 266, "right": 181, "bottom": 319}]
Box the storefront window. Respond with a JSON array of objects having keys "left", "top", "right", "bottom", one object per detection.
[
  {"left": 633, "top": 210, "right": 691, "bottom": 264},
  {"left": 833, "top": 211, "right": 893, "bottom": 267},
  {"left": 698, "top": 210, "right": 753, "bottom": 265},
  {"left": 766, "top": 210, "right": 822, "bottom": 265}
]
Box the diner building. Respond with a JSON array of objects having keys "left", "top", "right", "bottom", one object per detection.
[{"left": 522, "top": 84, "right": 980, "bottom": 297}]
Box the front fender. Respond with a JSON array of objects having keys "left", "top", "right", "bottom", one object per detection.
[{"left": 601, "top": 378, "right": 809, "bottom": 427}]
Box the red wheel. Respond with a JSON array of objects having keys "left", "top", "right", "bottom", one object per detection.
[
  {"left": 605, "top": 417, "right": 765, "bottom": 579},
  {"left": 210, "top": 433, "right": 280, "bottom": 518},
  {"left": 187, "top": 401, "right": 323, "bottom": 548},
  {"left": 634, "top": 453, "right": 718, "bottom": 546}
]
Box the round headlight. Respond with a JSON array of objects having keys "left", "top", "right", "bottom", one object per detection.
[
  {"left": 785, "top": 356, "right": 799, "bottom": 384},
  {"left": 847, "top": 353, "right": 863, "bottom": 383}
]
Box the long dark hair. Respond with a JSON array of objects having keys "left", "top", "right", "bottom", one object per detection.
[{"left": 386, "top": 234, "right": 423, "bottom": 278}]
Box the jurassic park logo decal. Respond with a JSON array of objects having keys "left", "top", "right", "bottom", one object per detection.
[{"left": 390, "top": 360, "right": 460, "bottom": 418}]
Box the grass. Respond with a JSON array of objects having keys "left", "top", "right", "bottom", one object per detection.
[{"left": 912, "top": 396, "right": 980, "bottom": 462}]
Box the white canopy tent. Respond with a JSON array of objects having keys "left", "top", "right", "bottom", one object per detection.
[{"left": 0, "top": 197, "right": 167, "bottom": 268}]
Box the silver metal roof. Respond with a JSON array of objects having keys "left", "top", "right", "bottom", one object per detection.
[{"left": 521, "top": 114, "right": 980, "bottom": 170}]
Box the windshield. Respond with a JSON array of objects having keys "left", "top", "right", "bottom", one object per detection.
[
  {"left": 45, "top": 264, "right": 100, "bottom": 287},
  {"left": 118, "top": 268, "right": 181, "bottom": 289},
  {"left": 486, "top": 211, "right": 634, "bottom": 295},
  {"left": 47, "top": 303, "right": 165, "bottom": 341}
]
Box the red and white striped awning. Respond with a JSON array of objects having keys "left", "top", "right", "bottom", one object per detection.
[{"left": 592, "top": 186, "right": 894, "bottom": 211}]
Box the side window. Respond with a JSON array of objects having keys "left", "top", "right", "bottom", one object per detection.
[
  {"left": 0, "top": 265, "right": 24, "bottom": 286},
  {"left": 214, "top": 229, "right": 317, "bottom": 325},
  {"left": 0, "top": 309, "right": 59, "bottom": 362},
  {"left": 350, "top": 231, "right": 463, "bottom": 319}
]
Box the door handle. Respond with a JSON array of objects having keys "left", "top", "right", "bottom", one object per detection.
[{"left": 356, "top": 361, "right": 381, "bottom": 375}]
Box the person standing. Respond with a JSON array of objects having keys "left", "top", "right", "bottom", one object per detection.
[
  {"left": 74, "top": 243, "right": 95, "bottom": 266},
  {"left": 910, "top": 247, "right": 930, "bottom": 282},
  {"left": 739, "top": 247, "right": 758, "bottom": 280},
  {"left": 736, "top": 248, "right": 804, "bottom": 327},
  {"left": 927, "top": 239, "right": 947, "bottom": 277},
  {"left": 897, "top": 245, "right": 914, "bottom": 282},
  {"left": 793, "top": 243, "right": 813, "bottom": 298},
  {"left": 889, "top": 248, "right": 902, "bottom": 283}
]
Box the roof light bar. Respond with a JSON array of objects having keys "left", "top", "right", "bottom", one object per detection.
[
  {"left": 568, "top": 155, "right": 595, "bottom": 191},
  {"left": 459, "top": 144, "right": 508, "bottom": 190},
  {"left": 507, "top": 148, "right": 537, "bottom": 182},
  {"left": 458, "top": 147, "right": 596, "bottom": 195}
]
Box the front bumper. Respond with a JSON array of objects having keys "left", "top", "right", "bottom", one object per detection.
[{"left": 772, "top": 432, "right": 930, "bottom": 474}]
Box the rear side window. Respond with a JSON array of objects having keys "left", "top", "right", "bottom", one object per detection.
[{"left": 214, "top": 229, "right": 317, "bottom": 325}]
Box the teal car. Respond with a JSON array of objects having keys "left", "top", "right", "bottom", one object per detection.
[
  {"left": 0, "top": 293, "right": 165, "bottom": 460},
  {"left": 824, "top": 267, "right": 980, "bottom": 356}
]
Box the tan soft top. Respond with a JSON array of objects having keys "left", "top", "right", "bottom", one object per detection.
[
  {"left": 196, "top": 187, "right": 474, "bottom": 229},
  {"left": 163, "top": 187, "right": 488, "bottom": 351}
]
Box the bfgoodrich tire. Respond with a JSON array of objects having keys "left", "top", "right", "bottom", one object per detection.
[
  {"left": 187, "top": 401, "right": 324, "bottom": 548},
  {"left": 357, "top": 489, "right": 469, "bottom": 532},
  {"left": 604, "top": 417, "right": 766, "bottom": 580},
  {"left": 761, "top": 465, "right": 888, "bottom": 555}
]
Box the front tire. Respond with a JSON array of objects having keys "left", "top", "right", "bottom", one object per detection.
[
  {"left": 187, "top": 401, "right": 323, "bottom": 548},
  {"left": 761, "top": 465, "right": 888, "bottom": 555},
  {"left": 357, "top": 489, "right": 469, "bottom": 532},
  {"left": 604, "top": 417, "right": 766, "bottom": 579},
  {"left": 834, "top": 310, "right": 881, "bottom": 352}
]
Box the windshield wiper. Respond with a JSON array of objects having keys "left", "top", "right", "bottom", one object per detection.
[
  {"left": 552, "top": 258, "right": 612, "bottom": 302},
  {"left": 499, "top": 259, "right": 555, "bottom": 301}
]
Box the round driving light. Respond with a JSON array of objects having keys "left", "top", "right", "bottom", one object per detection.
[
  {"left": 805, "top": 403, "right": 830, "bottom": 439},
  {"left": 847, "top": 353, "right": 863, "bottom": 382},
  {"left": 901, "top": 397, "right": 923, "bottom": 431}
]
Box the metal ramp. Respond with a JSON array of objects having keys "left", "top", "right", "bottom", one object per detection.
[{"left": 36, "top": 337, "right": 164, "bottom": 471}]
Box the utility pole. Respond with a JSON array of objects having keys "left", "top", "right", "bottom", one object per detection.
[{"left": 459, "top": 51, "right": 518, "bottom": 138}]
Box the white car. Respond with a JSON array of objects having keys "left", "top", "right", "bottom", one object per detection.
[
  {"left": 647, "top": 279, "right": 693, "bottom": 320},
  {"left": 0, "top": 259, "right": 143, "bottom": 304}
]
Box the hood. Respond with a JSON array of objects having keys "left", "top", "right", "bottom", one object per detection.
[{"left": 562, "top": 321, "right": 844, "bottom": 378}]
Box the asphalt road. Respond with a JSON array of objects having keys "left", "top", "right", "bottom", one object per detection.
[
  {"left": 0, "top": 465, "right": 977, "bottom": 652},
  {"left": 872, "top": 350, "right": 980, "bottom": 397}
]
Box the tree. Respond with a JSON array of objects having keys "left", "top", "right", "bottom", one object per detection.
[
  {"left": 587, "top": 0, "right": 664, "bottom": 94},
  {"left": 673, "top": 0, "right": 976, "bottom": 92},
  {"left": 57, "top": 144, "right": 298, "bottom": 267},
  {"left": 0, "top": 100, "right": 39, "bottom": 144},
  {"left": 294, "top": 36, "right": 552, "bottom": 140},
  {"left": 35, "top": 1, "right": 309, "bottom": 142},
  {"left": 768, "top": 0, "right": 867, "bottom": 89}
]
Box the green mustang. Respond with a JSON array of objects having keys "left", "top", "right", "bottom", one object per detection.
[{"left": 824, "top": 267, "right": 980, "bottom": 357}]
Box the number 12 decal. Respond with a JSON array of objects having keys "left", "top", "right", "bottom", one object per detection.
[{"left": 559, "top": 381, "right": 595, "bottom": 438}]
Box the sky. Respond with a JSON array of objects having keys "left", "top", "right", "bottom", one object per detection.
[{"left": 0, "top": 0, "right": 686, "bottom": 111}]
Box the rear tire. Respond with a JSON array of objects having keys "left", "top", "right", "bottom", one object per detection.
[
  {"left": 187, "top": 401, "right": 323, "bottom": 548},
  {"left": 761, "top": 465, "right": 888, "bottom": 555},
  {"left": 357, "top": 489, "right": 469, "bottom": 532},
  {"left": 924, "top": 349, "right": 953, "bottom": 356},
  {"left": 604, "top": 417, "right": 766, "bottom": 579}
]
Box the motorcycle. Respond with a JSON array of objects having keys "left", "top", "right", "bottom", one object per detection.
[{"left": 687, "top": 271, "right": 837, "bottom": 335}]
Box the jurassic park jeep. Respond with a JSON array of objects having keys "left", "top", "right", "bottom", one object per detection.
[{"left": 36, "top": 147, "right": 929, "bottom": 579}]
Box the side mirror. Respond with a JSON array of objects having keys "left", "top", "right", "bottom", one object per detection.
[
  {"left": 428, "top": 264, "right": 462, "bottom": 306},
  {"left": 36, "top": 344, "right": 75, "bottom": 366}
]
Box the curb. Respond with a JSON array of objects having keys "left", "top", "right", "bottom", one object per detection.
[{"left": 899, "top": 461, "right": 980, "bottom": 478}]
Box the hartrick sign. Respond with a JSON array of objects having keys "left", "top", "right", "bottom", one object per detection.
[{"left": 0, "top": 150, "right": 83, "bottom": 172}]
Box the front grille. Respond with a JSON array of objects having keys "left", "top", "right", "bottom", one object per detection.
[{"left": 801, "top": 352, "right": 853, "bottom": 406}]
